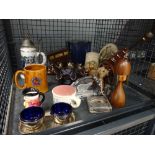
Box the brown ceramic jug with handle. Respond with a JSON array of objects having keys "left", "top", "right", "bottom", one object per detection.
[{"left": 14, "top": 64, "right": 48, "bottom": 93}]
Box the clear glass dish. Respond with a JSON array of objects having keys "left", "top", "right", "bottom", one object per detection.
[{"left": 87, "top": 95, "right": 112, "bottom": 113}]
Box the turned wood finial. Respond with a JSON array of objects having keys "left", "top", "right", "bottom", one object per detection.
[{"left": 111, "top": 58, "right": 131, "bottom": 108}]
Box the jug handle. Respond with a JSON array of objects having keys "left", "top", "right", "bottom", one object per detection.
[
  {"left": 14, "top": 70, "right": 27, "bottom": 89},
  {"left": 39, "top": 92, "right": 45, "bottom": 103},
  {"left": 36, "top": 52, "right": 47, "bottom": 65}
]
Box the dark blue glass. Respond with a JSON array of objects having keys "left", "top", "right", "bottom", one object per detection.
[
  {"left": 50, "top": 102, "right": 72, "bottom": 120},
  {"left": 67, "top": 41, "right": 91, "bottom": 65},
  {"left": 20, "top": 107, "right": 44, "bottom": 122}
]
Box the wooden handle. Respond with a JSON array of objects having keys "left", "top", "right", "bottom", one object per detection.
[{"left": 14, "top": 70, "right": 27, "bottom": 89}]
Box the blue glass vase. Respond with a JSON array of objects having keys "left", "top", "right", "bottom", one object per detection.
[{"left": 67, "top": 41, "right": 91, "bottom": 65}]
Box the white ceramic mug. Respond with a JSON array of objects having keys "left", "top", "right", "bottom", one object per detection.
[{"left": 52, "top": 85, "right": 81, "bottom": 108}]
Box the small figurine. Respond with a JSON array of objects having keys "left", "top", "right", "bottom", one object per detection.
[
  {"left": 85, "top": 52, "right": 99, "bottom": 75},
  {"left": 54, "top": 62, "right": 77, "bottom": 84},
  {"left": 67, "top": 62, "right": 74, "bottom": 69},
  {"left": 76, "top": 64, "right": 87, "bottom": 77},
  {"left": 57, "top": 62, "right": 63, "bottom": 69},
  {"left": 97, "top": 67, "right": 109, "bottom": 95},
  {"left": 47, "top": 63, "right": 56, "bottom": 75},
  {"left": 47, "top": 62, "right": 88, "bottom": 84}
]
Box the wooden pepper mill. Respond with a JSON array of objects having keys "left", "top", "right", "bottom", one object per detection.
[{"left": 111, "top": 58, "right": 131, "bottom": 108}]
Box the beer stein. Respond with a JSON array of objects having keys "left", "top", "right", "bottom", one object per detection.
[{"left": 20, "top": 38, "right": 46, "bottom": 67}]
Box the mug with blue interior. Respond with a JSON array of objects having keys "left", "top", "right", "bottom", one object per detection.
[
  {"left": 20, "top": 106, "right": 45, "bottom": 126},
  {"left": 50, "top": 102, "right": 72, "bottom": 123},
  {"left": 67, "top": 41, "right": 91, "bottom": 65}
]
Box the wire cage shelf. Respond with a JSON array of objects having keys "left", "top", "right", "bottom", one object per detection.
[
  {"left": 0, "top": 19, "right": 155, "bottom": 134},
  {"left": 113, "top": 120, "right": 152, "bottom": 135},
  {"left": 0, "top": 20, "right": 12, "bottom": 134}
]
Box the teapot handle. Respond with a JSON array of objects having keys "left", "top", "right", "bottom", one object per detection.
[{"left": 36, "top": 52, "right": 47, "bottom": 65}]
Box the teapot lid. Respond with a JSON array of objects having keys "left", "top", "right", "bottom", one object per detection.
[{"left": 21, "top": 38, "right": 36, "bottom": 48}]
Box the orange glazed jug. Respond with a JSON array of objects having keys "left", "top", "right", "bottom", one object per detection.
[{"left": 14, "top": 64, "right": 48, "bottom": 93}]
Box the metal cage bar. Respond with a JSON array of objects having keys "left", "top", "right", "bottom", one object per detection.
[
  {"left": 0, "top": 20, "right": 12, "bottom": 134},
  {"left": 1, "top": 19, "right": 155, "bottom": 134}
]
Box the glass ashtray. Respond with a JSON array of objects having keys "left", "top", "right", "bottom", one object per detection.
[
  {"left": 71, "top": 76, "right": 99, "bottom": 98},
  {"left": 87, "top": 95, "right": 112, "bottom": 113}
]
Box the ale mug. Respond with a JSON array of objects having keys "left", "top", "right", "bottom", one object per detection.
[
  {"left": 20, "top": 38, "right": 47, "bottom": 67},
  {"left": 15, "top": 64, "right": 48, "bottom": 93}
]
